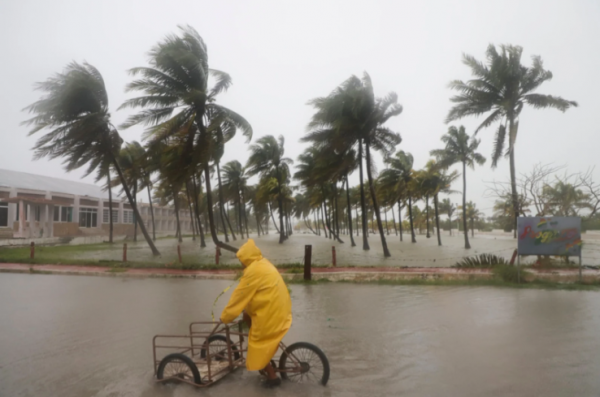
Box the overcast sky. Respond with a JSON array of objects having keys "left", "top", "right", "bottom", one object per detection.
[{"left": 1, "top": 0, "right": 598, "bottom": 216}]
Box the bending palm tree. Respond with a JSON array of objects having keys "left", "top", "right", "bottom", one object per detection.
[
  {"left": 439, "top": 198, "right": 456, "bottom": 236},
  {"left": 431, "top": 126, "right": 485, "bottom": 249},
  {"left": 120, "top": 25, "right": 251, "bottom": 253},
  {"left": 246, "top": 135, "right": 293, "bottom": 244},
  {"left": 447, "top": 44, "right": 577, "bottom": 237},
  {"left": 22, "top": 62, "right": 160, "bottom": 255}
]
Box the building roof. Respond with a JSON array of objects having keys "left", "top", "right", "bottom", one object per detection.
[{"left": 0, "top": 168, "right": 112, "bottom": 199}]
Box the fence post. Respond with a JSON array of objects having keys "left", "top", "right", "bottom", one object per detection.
[
  {"left": 332, "top": 246, "right": 336, "bottom": 267},
  {"left": 123, "top": 243, "right": 127, "bottom": 262},
  {"left": 216, "top": 247, "right": 221, "bottom": 265},
  {"left": 177, "top": 244, "right": 182, "bottom": 263},
  {"left": 30, "top": 242, "right": 35, "bottom": 259},
  {"left": 304, "top": 245, "right": 312, "bottom": 281}
]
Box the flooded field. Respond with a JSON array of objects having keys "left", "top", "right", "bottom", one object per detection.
[
  {"left": 2, "top": 273, "right": 600, "bottom": 396},
  {"left": 25, "top": 231, "right": 600, "bottom": 268}
]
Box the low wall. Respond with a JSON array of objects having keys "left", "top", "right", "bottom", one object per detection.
[
  {"left": 101, "top": 224, "right": 134, "bottom": 237},
  {"left": 54, "top": 223, "right": 80, "bottom": 237}
]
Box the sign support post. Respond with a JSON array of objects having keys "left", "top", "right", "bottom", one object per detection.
[
  {"left": 579, "top": 253, "right": 582, "bottom": 283},
  {"left": 517, "top": 254, "right": 520, "bottom": 284}
]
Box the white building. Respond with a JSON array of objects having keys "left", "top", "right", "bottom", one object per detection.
[{"left": 0, "top": 168, "right": 192, "bottom": 239}]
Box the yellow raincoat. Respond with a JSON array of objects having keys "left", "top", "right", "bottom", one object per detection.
[{"left": 220, "top": 239, "right": 292, "bottom": 371}]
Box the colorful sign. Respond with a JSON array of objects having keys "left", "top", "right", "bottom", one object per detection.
[{"left": 517, "top": 217, "right": 582, "bottom": 256}]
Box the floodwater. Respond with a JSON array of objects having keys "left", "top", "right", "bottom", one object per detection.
[
  {"left": 2, "top": 274, "right": 600, "bottom": 396},
  {"left": 56, "top": 232, "right": 600, "bottom": 267}
]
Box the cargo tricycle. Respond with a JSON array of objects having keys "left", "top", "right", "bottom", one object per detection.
[{"left": 152, "top": 320, "right": 330, "bottom": 388}]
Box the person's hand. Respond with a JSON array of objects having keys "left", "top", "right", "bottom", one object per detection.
[{"left": 242, "top": 311, "right": 252, "bottom": 328}]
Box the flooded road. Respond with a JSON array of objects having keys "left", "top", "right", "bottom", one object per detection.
[{"left": 2, "top": 274, "right": 600, "bottom": 396}]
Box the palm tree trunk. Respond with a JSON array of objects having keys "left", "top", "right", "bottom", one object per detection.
[
  {"left": 344, "top": 174, "right": 356, "bottom": 247},
  {"left": 391, "top": 206, "right": 398, "bottom": 236},
  {"left": 471, "top": 218, "right": 474, "bottom": 238},
  {"left": 355, "top": 207, "right": 359, "bottom": 237},
  {"left": 203, "top": 164, "right": 237, "bottom": 253},
  {"left": 172, "top": 187, "right": 183, "bottom": 243},
  {"left": 320, "top": 203, "right": 328, "bottom": 238},
  {"left": 242, "top": 194, "right": 249, "bottom": 238},
  {"left": 185, "top": 184, "right": 196, "bottom": 241},
  {"left": 215, "top": 162, "right": 232, "bottom": 242},
  {"left": 191, "top": 176, "right": 206, "bottom": 247},
  {"left": 109, "top": 153, "right": 160, "bottom": 255},
  {"left": 223, "top": 203, "right": 236, "bottom": 240},
  {"left": 449, "top": 214, "right": 452, "bottom": 236},
  {"left": 462, "top": 161, "right": 471, "bottom": 249},
  {"left": 313, "top": 210, "right": 320, "bottom": 235},
  {"left": 408, "top": 197, "right": 416, "bottom": 243},
  {"left": 133, "top": 180, "right": 138, "bottom": 242},
  {"left": 276, "top": 167, "right": 286, "bottom": 244},
  {"left": 434, "top": 194, "right": 442, "bottom": 246},
  {"left": 269, "top": 203, "right": 280, "bottom": 234},
  {"left": 508, "top": 116, "right": 519, "bottom": 239},
  {"left": 358, "top": 139, "right": 370, "bottom": 250},
  {"left": 384, "top": 208, "right": 389, "bottom": 235},
  {"left": 107, "top": 173, "right": 113, "bottom": 244},
  {"left": 146, "top": 184, "right": 156, "bottom": 241},
  {"left": 238, "top": 198, "right": 244, "bottom": 239},
  {"left": 255, "top": 207, "right": 261, "bottom": 237},
  {"left": 425, "top": 195, "right": 431, "bottom": 238},
  {"left": 398, "top": 200, "right": 403, "bottom": 242},
  {"left": 365, "top": 139, "right": 391, "bottom": 257}
]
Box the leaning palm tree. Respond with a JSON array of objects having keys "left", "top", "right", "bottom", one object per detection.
[
  {"left": 120, "top": 25, "right": 251, "bottom": 253},
  {"left": 304, "top": 73, "right": 402, "bottom": 257},
  {"left": 22, "top": 62, "right": 160, "bottom": 255},
  {"left": 446, "top": 44, "right": 577, "bottom": 237},
  {"left": 246, "top": 135, "right": 293, "bottom": 244},
  {"left": 461, "top": 201, "right": 483, "bottom": 237},
  {"left": 431, "top": 126, "right": 485, "bottom": 249}
]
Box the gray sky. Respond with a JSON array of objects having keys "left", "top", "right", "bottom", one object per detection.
[{"left": 1, "top": 0, "right": 598, "bottom": 217}]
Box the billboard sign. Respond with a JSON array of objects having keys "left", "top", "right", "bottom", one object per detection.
[{"left": 517, "top": 217, "right": 582, "bottom": 256}]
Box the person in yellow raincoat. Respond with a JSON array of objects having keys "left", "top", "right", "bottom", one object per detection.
[{"left": 220, "top": 239, "right": 292, "bottom": 387}]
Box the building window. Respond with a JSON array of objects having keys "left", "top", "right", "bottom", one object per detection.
[
  {"left": 53, "top": 206, "right": 73, "bottom": 222},
  {"left": 79, "top": 207, "right": 97, "bottom": 228},
  {"left": 0, "top": 203, "right": 7, "bottom": 227},
  {"left": 60, "top": 207, "right": 73, "bottom": 222},
  {"left": 103, "top": 209, "right": 118, "bottom": 223},
  {"left": 123, "top": 210, "right": 135, "bottom": 224}
]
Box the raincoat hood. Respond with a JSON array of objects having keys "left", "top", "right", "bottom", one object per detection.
[{"left": 236, "top": 239, "right": 263, "bottom": 268}]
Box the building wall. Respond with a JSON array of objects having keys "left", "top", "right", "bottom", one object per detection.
[{"left": 0, "top": 184, "right": 192, "bottom": 239}]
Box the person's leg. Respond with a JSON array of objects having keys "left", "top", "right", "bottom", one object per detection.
[{"left": 264, "top": 362, "right": 277, "bottom": 380}]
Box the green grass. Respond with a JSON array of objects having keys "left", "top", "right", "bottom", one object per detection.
[{"left": 333, "top": 276, "right": 600, "bottom": 291}]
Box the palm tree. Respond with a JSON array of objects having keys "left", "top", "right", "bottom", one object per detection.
[
  {"left": 431, "top": 126, "right": 485, "bottom": 249},
  {"left": 304, "top": 73, "right": 402, "bottom": 257},
  {"left": 120, "top": 25, "right": 251, "bottom": 253},
  {"left": 222, "top": 160, "right": 250, "bottom": 239},
  {"left": 22, "top": 62, "right": 160, "bottom": 255},
  {"left": 246, "top": 135, "right": 293, "bottom": 244},
  {"left": 461, "top": 202, "right": 483, "bottom": 237},
  {"left": 543, "top": 181, "right": 590, "bottom": 217},
  {"left": 439, "top": 198, "right": 456, "bottom": 236},
  {"left": 446, "top": 44, "right": 577, "bottom": 237},
  {"left": 380, "top": 150, "right": 417, "bottom": 243},
  {"left": 420, "top": 161, "right": 459, "bottom": 246}
]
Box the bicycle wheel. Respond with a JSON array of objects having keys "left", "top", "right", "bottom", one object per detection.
[
  {"left": 157, "top": 353, "right": 201, "bottom": 384},
  {"left": 200, "top": 334, "right": 240, "bottom": 361},
  {"left": 279, "top": 342, "right": 330, "bottom": 386}
]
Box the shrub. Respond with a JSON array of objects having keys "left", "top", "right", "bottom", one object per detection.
[
  {"left": 454, "top": 253, "right": 509, "bottom": 268},
  {"left": 493, "top": 264, "right": 529, "bottom": 283}
]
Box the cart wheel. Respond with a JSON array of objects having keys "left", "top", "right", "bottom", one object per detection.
[
  {"left": 200, "top": 334, "right": 241, "bottom": 361},
  {"left": 157, "top": 353, "right": 201, "bottom": 384},
  {"left": 279, "top": 342, "right": 330, "bottom": 386}
]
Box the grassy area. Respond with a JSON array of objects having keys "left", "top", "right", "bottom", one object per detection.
[{"left": 289, "top": 277, "right": 600, "bottom": 291}]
